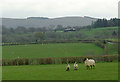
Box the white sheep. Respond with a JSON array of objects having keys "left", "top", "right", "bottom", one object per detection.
[
  {"left": 66, "top": 64, "right": 70, "bottom": 71},
  {"left": 83, "top": 58, "right": 95, "bottom": 70},
  {"left": 74, "top": 62, "right": 78, "bottom": 70}
]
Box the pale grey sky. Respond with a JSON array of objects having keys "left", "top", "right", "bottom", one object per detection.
[{"left": 0, "top": 0, "right": 119, "bottom": 19}]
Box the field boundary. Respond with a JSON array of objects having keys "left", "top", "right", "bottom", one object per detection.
[
  {"left": 2, "top": 55, "right": 118, "bottom": 66},
  {"left": 2, "top": 39, "right": 119, "bottom": 46}
]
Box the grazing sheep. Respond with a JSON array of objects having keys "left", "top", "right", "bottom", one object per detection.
[
  {"left": 74, "top": 62, "right": 78, "bottom": 70},
  {"left": 66, "top": 64, "right": 70, "bottom": 71},
  {"left": 83, "top": 58, "right": 95, "bottom": 70}
]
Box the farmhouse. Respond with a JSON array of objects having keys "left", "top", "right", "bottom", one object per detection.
[{"left": 64, "top": 28, "right": 76, "bottom": 32}]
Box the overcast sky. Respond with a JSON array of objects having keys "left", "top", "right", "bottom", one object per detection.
[{"left": 0, "top": 0, "right": 119, "bottom": 19}]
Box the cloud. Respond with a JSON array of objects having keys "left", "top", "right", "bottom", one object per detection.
[{"left": 1, "top": 0, "right": 119, "bottom": 19}]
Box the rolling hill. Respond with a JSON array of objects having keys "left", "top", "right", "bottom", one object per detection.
[{"left": 1, "top": 16, "right": 97, "bottom": 28}]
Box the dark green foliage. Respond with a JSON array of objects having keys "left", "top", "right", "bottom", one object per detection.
[
  {"left": 93, "top": 19, "right": 108, "bottom": 28},
  {"left": 93, "top": 18, "right": 119, "bottom": 28},
  {"left": 95, "top": 41, "right": 105, "bottom": 48}
]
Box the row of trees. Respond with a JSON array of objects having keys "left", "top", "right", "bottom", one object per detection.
[
  {"left": 2, "top": 26, "right": 50, "bottom": 35},
  {"left": 92, "top": 18, "right": 119, "bottom": 28}
]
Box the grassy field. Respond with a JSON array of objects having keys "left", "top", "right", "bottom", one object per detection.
[
  {"left": 2, "top": 27, "right": 118, "bottom": 80},
  {"left": 106, "top": 43, "right": 118, "bottom": 55},
  {"left": 79, "top": 27, "right": 118, "bottom": 39},
  {"left": 2, "top": 43, "right": 104, "bottom": 59},
  {"left": 106, "top": 38, "right": 119, "bottom": 42},
  {"left": 2, "top": 62, "right": 118, "bottom": 80}
]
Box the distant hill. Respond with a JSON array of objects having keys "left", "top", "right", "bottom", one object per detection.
[
  {"left": 1, "top": 16, "right": 97, "bottom": 28},
  {"left": 27, "top": 17, "right": 49, "bottom": 20}
]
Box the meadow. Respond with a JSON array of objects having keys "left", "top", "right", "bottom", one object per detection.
[
  {"left": 2, "top": 43, "right": 104, "bottom": 59},
  {"left": 2, "top": 62, "right": 118, "bottom": 80},
  {"left": 2, "top": 26, "right": 118, "bottom": 80}
]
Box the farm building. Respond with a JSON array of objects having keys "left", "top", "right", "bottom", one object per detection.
[{"left": 64, "top": 28, "right": 76, "bottom": 32}]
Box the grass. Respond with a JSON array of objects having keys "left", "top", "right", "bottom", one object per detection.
[
  {"left": 106, "top": 43, "right": 118, "bottom": 55},
  {"left": 106, "top": 38, "right": 119, "bottom": 42},
  {"left": 2, "top": 62, "right": 118, "bottom": 80},
  {"left": 52, "top": 26, "right": 118, "bottom": 40},
  {"left": 2, "top": 43, "right": 104, "bottom": 59},
  {"left": 79, "top": 27, "right": 118, "bottom": 39}
]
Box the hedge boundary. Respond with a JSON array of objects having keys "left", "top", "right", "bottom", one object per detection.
[{"left": 2, "top": 55, "right": 118, "bottom": 66}]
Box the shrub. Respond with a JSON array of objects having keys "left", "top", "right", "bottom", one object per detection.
[
  {"left": 12, "top": 59, "right": 18, "bottom": 65},
  {"left": 24, "top": 58, "right": 29, "bottom": 65},
  {"left": 95, "top": 41, "right": 105, "bottom": 48},
  {"left": 18, "top": 58, "right": 24, "bottom": 65},
  {"left": 7, "top": 60, "right": 13, "bottom": 66},
  {"left": 45, "top": 58, "right": 53, "bottom": 64},
  {"left": 40, "top": 58, "right": 46, "bottom": 64},
  {"left": 61, "top": 57, "right": 67, "bottom": 64},
  {"left": 68, "top": 57, "right": 75, "bottom": 63}
]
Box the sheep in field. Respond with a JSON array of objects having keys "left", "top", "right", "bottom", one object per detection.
[
  {"left": 66, "top": 64, "right": 70, "bottom": 71},
  {"left": 83, "top": 58, "right": 95, "bottom": 70},
  {"left": 74, "top": 62, "right": 78, "bottom": 70}
]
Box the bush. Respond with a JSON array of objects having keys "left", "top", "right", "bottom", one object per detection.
[
  {"left": 45, "top": 58, "right": 53, "bottom": 64},
  {"left": 24, "top": 58, "right": 29, "bottom": 65},
  {"left": 40, "top": 58, "right": 46, "bottom": 64},
  {"left": 95, "top": 41, "right": 105, "bottom": 48},
  {"left": 18, "top": 58, "right": 24, "bottom": 65},
  {"left": 12, "top": 59, "right": 18, "bottom": 65},
  {"left": 61, "top": 57, "right": 67, "bottom": 64},
  {"left": 7, "top": 60, "right": 14, "bottom": 66}
]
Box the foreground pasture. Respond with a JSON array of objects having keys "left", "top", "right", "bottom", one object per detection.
[{"left": 2, "top": 62, "right": 118, "bottom": 80}]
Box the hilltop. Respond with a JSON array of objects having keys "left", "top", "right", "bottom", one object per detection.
[{"left": 1, "top": 16, "right": 97, "bottom": 28}]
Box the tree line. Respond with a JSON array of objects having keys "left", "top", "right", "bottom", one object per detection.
[{"left": 92, "top": 18, "right": 119, "bottom": 28}]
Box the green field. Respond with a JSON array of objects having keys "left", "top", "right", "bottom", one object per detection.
[
  {"left": 2, "top": 27, "right": 118, "bottom": 80},
  {"left": 2, "top": 43, "right": 104, "bottom": 59},
  {"left": 2, "top": 62, "right": 118, "bottom": 80},
  {"left": 51, "top": 26, "right": 118, "bottom": 40},
  {"left": 78, "top": 26, "right": 118, "bottom": 39}
]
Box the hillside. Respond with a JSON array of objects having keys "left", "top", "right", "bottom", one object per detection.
[{"left": 1, "top": 16, "right": 97, "bottom": 28}]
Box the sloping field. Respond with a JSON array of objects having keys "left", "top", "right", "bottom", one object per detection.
[{"left": 2, "top": 43, "right": 104, "bottom": 59}]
